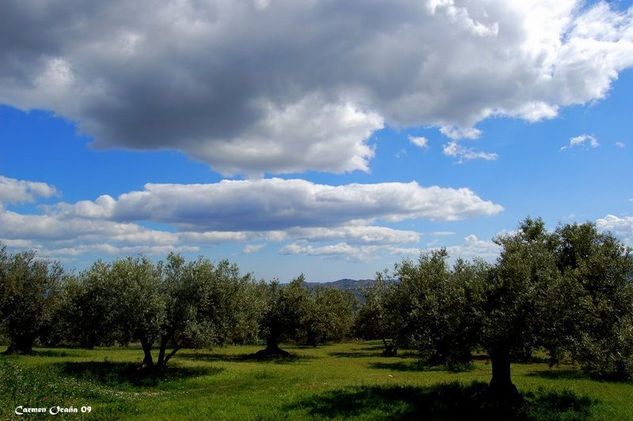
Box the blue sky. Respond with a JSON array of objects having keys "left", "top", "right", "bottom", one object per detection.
[{"left": 1, "top": 0, "right": 632, "bottom": 281}]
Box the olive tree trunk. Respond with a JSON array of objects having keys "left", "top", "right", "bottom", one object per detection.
[{"left": 488, "top": 347, "right": 521, "bottom": 402}]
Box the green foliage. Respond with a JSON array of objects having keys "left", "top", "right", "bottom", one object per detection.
[
  {"left": 189, "top": 257, "right": 263, "bottom": 346},
  {"left": 395, "top": 250, "right": 487, "bottom": 367},
  {"left": 356, "top": 250, "right": 487, "bottom": 364},
  {"left": 0, "top": 247, "right": 63, "bottom": 354},
  {"left": 354, "top": 275, "right": 403, "bottom": 355},
  {"left": 483, "top": 218, "right": 633, "bottom": 395},
  {"left": 58, "top": 253, "right": 265, "bottom": 369},
  {"left": 259, "top": 276, "right": 311, "bottom": 352},
  {"left": 482, "top": 218, "right": 559, "bottom": 361},
  {"left": 62, "top": 261, "right": 127, "bottom": 348},
  {"left": 302, "top": 286, "right": 356, "bottom": 346},
  {"left": 547, "top": 223, "right": 633, "bottom": 379}
]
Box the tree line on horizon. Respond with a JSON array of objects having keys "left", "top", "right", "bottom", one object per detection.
[{"left": 1, "top": 217, "right": 632, "bottom": 401}]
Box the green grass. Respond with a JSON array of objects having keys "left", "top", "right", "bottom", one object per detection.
[{"left": 1, "top": 342, "right": 632, "bottom": 420}]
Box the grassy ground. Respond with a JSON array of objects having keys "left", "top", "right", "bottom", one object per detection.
[{"left": 1, "top": 341, "right": 632, "bottom": 420}]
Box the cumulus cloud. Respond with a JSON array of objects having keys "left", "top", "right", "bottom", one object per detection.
[
  {"left": 560, "top": 134, "right": 600, "bottom": 151},
  {"left": 440, "top": 126, "right": 482, "bottom": 140},
  {"left": 280, "top": 233, "right": 501, "bottom": 261},
  {"left": 51, "top": 178, "right": 503, "bottom": 230},
  {"left": 443, "top": 142, "right": 498, "bottom": 163},
  {"left": 1, "top": 0, "right": 632, "bottom": 174},
  {"left": 596, "top": 214, "right": 633, "bottom": 244},
  {"left": 445, "top": 234, "right": 501, "bottom": 260},
  {"left": 287, "top": 226, "right": 420, "bottom": 245},
  {"left": 0, "top": 175, "right": 501, "bottom": 259},
  {"left": 615, "top": 141, "right": 626, "bottom": 148},
  {"left": 280, "top": 242, "right": 364, "bottom": 260},
  {"left": 243, "top": 243, "right": 267, "bottom": 254},
  {"left": 279, "top": 242, "right": 422, "bottom": 261},
  {"left": 408, "top": 135, "right": 429, "bottom": 149},
  {"left": 0, "top": 175, "right": 57, "bottom": 204}
]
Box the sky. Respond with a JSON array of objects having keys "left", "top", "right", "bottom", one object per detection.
[{"left": 1, "top": 0, "right": 632, "bottom": 282}]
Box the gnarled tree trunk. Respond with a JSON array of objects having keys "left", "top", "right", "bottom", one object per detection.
[
  {"left": 156, "top": 334, "right": 181, "bottom": 370},
  {"left": 254, "top": 335, "right": 290, "bottom": 358},
  {"left": 140, "top": 337, "right": 154, "bottom": 369}
]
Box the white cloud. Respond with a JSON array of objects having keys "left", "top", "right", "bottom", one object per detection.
[
  {"left": 431, "top": 231, "right": 456, "bottom": 236},
  {"left": 191, "top": 96, "right": 384, "bottom": 175},
  {"left": 0, "top": 207, "right": 180, "bottom": 245},
  {"left": 408, "top": 135, "right": 429, "bottom": 149},
  {"left": 1, "top": 1, "right": 632, "bottom": 174},
  {"left": 443, "top": 142, "right": 498, "bottom": 163},
  {"left": 0, "top": 175, "right": 501, "bottom": 259},
  {"left": 444, "top": 234, "right": 501, "bottom": 260},
  {"left": 280, "top": 242, "right": 364, "bottom": 260},
  {"left": 615, "top": 142, "right": 626, "bottom": 148},
  {"left": 53, "top": 178, "right": 503, "bottom": 230},
  {"left": 596, "top": 214, "right": 633, "bottom": 244},
  {"left": 288, "top": 226, "right": 420, "bottom": 244},
  {"left": 560, "top": 134, "right": 600, "bottom": 151},
  {"left": 41, "top": 244, "right": 199, "bottom": 258},
  {"left": 440, "top": 126, "right": 482, "bottom": 140},
  {"left": 243, "top": 243, "right": 267, "bottom": 254},
  {"left": 279, "top": 233, "right": 501, "bottom": 262},
  {"left": 279, "top": 242, "right": 420, "bottom": 261},
  {"left": 0, "top": 175, "right": 57, "bottom": 204}
]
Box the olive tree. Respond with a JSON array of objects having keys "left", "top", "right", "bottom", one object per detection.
[
  {"left": 354, "top": 275, "right": 405, "bottom": 356},
  {"left": 546, "top": 223, "right": 633, "bottom": 379},
  {"left": 61, "top": 261, "right": 121, "bottom": 348},
  {"left": 257, "top": 275, "right": 310, "bottom": 356},
  {"left": 0, "top": 248, "right": 63, "bottom": 354},
  {"left": 481, "top": 218, "right": 560, "bottom": 400},
  {"left": 109, "top": 256, "right": 166, "bottom": 369},
  {"left": 302, "top": 286, "right": 356, "bottom": 346},
  {"left": 395, "top": 250, "right": 487, "bottom": 368},
  {"left": 481, "top": 218, "right": 633, "bottom": 400}
]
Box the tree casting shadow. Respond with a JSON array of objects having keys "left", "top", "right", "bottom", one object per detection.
[
  {"left": 57, "top": 361, "right": 222, "bottom": 387},
  {"left": 286, "top": 382, "right": 594, "bottom": 421}
]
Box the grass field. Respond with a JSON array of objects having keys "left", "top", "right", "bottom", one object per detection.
[{"left": 2, "top": 341, "right": 633, "bottom": 420}]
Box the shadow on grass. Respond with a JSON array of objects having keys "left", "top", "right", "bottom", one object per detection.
[
  {"left": 355, "top": 345, "right": 386, "bottom": 351},
  {"left": 528, "top": 369, "right": 633, "bottom": 384},
  {"left": 369, "top": 361, "right": 474, "bottom": 373},
  {"left": 33, "top": 350, "right": 80, "bottom": 358},
  {"left": 178, "top": 351, "right": 315, "bottom": 364},
  {"left": 328, "top": 350, "right": 419, "bottom": 359},
  {"left": 57, "top": 361, "right": 222, "bottom": 387},
  {"left": 527, "top": 369, "right": 588, "bottom": 381},
  {"left": 287, "top": 382, "right": 594, "bottom": 421},
  {"left": 328, "top": 351, "right": 383, "bottom": 358}
]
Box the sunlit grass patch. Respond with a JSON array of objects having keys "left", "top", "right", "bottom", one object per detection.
[{"left": 1, "top": 341, "right": 632, "bottom": 420}]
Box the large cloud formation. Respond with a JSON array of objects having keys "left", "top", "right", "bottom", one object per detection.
[
  {"left": 50, "top": 178, "right": 504, "bottom": 229},
  {"left": 0, "top": 175, "right": 502, "bottom": 258},
  {"left": 1, "top": 0, "right": 632, "bottom": 174}
]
